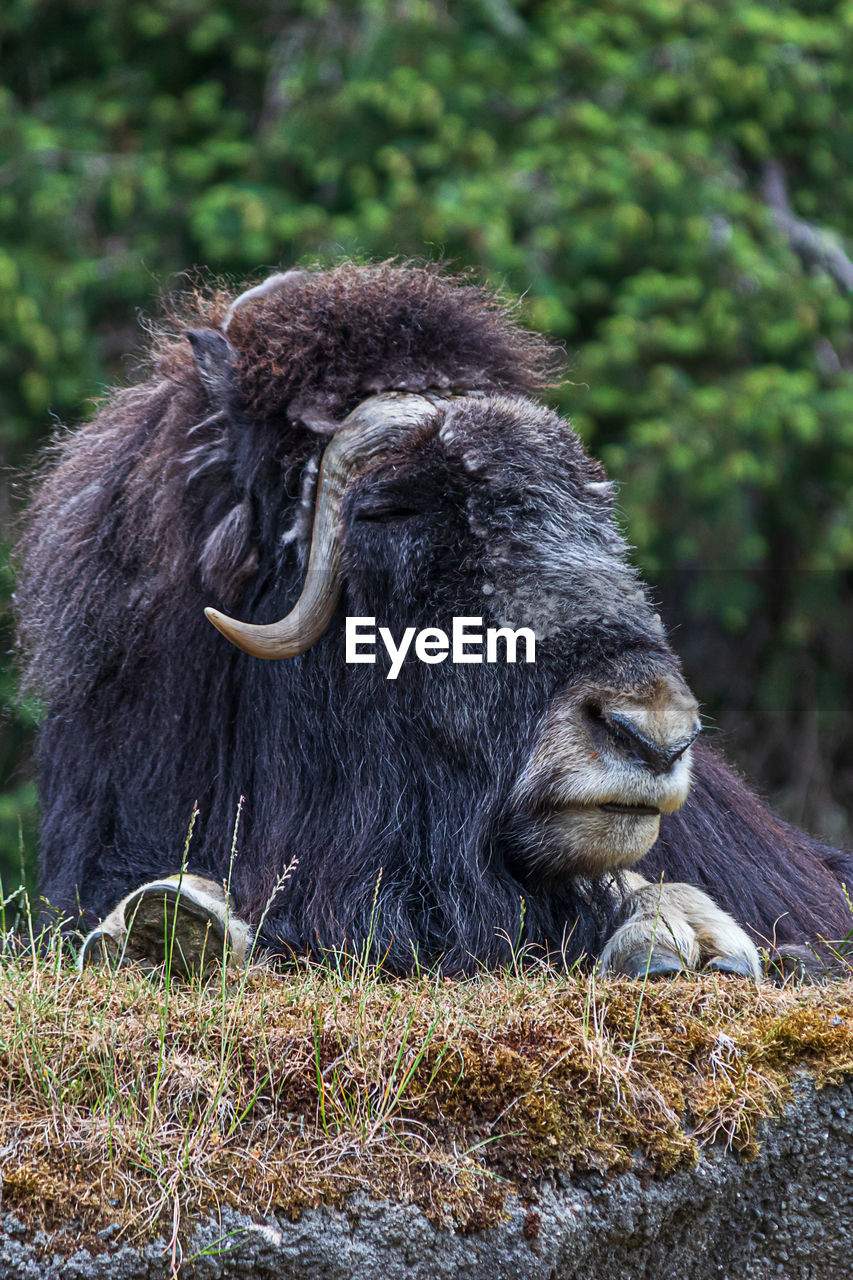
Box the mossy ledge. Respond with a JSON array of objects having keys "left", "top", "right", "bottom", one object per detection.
[{"left": 1, "top": 954, "right": 852, "bottom": 1268}]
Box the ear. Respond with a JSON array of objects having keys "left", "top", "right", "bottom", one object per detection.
[{"left": 186, "top": 329, "right": 238, "bottom": 405}]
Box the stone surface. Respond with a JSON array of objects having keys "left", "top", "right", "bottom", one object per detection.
[{"left": 2, "top": 1078, "right": 851, "bottom": 1279}]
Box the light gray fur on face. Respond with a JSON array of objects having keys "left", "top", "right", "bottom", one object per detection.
[
  {"left": 438, "top": 395, "right": 661, "bottom": 642},
  {"left": 515, "top": 679, "right": 697, "bottom": 813},
  {"left": 511, "top": 677, "right": 698, "bottom": 877},
  {"left": 435, "top": 394, "right": 696, "bottom": 878}
]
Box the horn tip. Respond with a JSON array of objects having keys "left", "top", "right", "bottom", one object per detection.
[
  {"left": 204, "top": 606, "right": 238, "bottom": 644},
  {"left": 204, "top": 605, "right": 299, "bottom": 660}
]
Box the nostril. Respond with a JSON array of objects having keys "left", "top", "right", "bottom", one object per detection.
[
  {"left": 583, "top": 701, "right": 606, "bottom": 729},
  {"left": 582, "top": 701, "right": 612, "bottom": 749},
  {"left": 594, "top": 709, "right": 698, "bottom": 776}
]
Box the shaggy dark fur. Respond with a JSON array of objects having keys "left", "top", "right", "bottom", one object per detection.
[{"left": 16, "top": 262, "right": 853, "bottom": 969}]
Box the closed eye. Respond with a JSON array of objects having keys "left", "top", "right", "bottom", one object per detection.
[{"left": 353, "top": 505, "right": 424, "bottom": 523}]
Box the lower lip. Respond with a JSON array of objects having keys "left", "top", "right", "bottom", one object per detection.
[{"left": 598, "top": 803, "right": 661, "bottom": 817}]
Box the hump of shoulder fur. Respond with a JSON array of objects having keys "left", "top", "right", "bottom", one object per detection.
[{"left": 158, "top": 261, "right": 562, "bottom": 428}]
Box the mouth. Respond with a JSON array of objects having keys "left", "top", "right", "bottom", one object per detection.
[
  {"left": 506, "top": 794, "right": 671, "bottom": 880},
  {"left": 597, "top": 802, "right": 661, "bottom": 817},
  {"left": 552, "top": 801, "right": 662, "bottom": 818}
]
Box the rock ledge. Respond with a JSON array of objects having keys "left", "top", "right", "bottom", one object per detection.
[{"left": 2, "top": 1078, "right": 851, "bottom": 1280}]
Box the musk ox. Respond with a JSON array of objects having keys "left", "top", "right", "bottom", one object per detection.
[{"left": 15, "top": 262, "right": 853, "bottom": 978}]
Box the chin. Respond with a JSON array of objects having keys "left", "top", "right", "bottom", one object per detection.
[{"left": 525, "top": 807, "right": 663, "bottom": 878}]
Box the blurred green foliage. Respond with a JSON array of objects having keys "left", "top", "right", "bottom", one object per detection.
[{"left": 2, "top": 0, "right": 853, "bottom": 891}]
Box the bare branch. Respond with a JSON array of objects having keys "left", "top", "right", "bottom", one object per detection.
[{"left": 761, "top": 159, "right": 853, "bottom": 291}]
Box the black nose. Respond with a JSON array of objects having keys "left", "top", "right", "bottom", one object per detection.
[{"left": 587, "top": 706, "right": 700, "bottom": 776}]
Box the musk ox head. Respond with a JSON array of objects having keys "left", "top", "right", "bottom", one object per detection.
[
  {"left": 197, "top": 269, "right": 700, "bottom": 881},
  {"left": 18, "top": 262, "right": 701, "bottom": 968}
]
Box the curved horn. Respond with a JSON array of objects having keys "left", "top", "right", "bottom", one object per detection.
[{"left": 204, "top": 393, "right": 441, "bottom": 659}]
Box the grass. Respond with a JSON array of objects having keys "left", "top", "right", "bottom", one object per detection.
[{"left": 2, "top": 906, "right": 853, "bottom": 1273}]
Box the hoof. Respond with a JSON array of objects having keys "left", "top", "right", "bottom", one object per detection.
[
  {"left": 121, "top": 882, "right": 229, "bottom": 977},
  {"left": 78, "top": 928, "right": 122, "bottom": 969},
  {"left": 764, "top": 945, "right": 830, "bottom": 985},
  {"left": 618, "top": 949, "right": 686, "bottom": 979},
  {"left": 705, "top": 955, "right": 758, "bottom": 980}
]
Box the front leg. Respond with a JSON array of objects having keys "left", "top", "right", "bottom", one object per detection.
[{"left": 598, "top": 872, "right": 762, "bottom": 981}]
